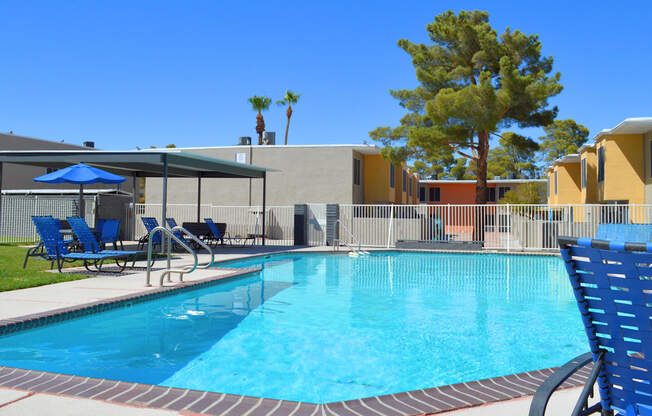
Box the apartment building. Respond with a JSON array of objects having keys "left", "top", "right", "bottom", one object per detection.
[
  {"left": 145, "top": 144, "right": 420, "bottom": 206},
  {"left": 546, "top": 117, "right": 652, "bottom": 204}
]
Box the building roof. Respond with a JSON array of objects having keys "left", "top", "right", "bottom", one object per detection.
[
  {"left": 0, "top": 132, "right": 93, "bottom": 150},
  {"left": 579, "top": 143, "right": 596, "bottom": 153},
  {"left": 155, "top": 143, "right": 382, "bottom": 155},
  {"left": 594, "top": 117, "right": 652, "bottom": 141},
  {"left": 0, "top": 150, "right": 271, "bottom": 179},
  {"left": 419, "top": 178, "right": 547, "bottom": 184}
]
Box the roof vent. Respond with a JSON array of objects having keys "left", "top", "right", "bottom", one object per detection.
[
  {"left": 262, "top": 131, "right": 276, "bottom": 145},
  {"left": 83, "top": 141, "right": 95, "bottom": 148},
  {"left": 238, "top": 136, "right": 252, "bottom": 146}
]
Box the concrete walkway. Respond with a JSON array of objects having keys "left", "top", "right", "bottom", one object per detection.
[{"left": 0, "top": 245, "right": 311, "bottom": 320}]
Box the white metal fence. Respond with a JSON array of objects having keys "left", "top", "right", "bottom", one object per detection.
[
  {"left": 5, "top": 198, "right": 652, "bottom": 250},
  {"left": 134, "top": 204, "right": 295, "bottom": 246},
  {"left": 339, "top": 204, "right": 652, "bottom": 251},
  {"left": 0, "top": 195, "right": 96, "bottom": 243}
]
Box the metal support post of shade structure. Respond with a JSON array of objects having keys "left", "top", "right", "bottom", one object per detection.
[
  {"left": 262, "top": 173, "right": 266, "bottom": 246},
  {"left": 132, "top": 174, "right": 138, "bottom": 240},
  {"left": 161, "top": 154, "right": 168, "bottom": 253},
  {"left": 197, "top": 174, "right": 202, "bottom": 223}
]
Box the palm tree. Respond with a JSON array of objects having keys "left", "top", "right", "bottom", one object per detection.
[
  {"left": 276, "top": 90, "right": 300, "bottom": 145},
  {"left": 248, "top": 96, "right": 272, "bottom": 145}
]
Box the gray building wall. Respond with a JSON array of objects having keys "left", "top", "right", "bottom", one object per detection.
[
  {"left": 146, "top": 145, "right": 374, "bottom": 206},
  {"left": 0, "top": 133, "right": 133, "bottom": 194}
]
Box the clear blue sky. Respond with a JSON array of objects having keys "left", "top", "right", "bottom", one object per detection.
[{"left": 1, "top": 1, "right": 650, "bottom": 150}]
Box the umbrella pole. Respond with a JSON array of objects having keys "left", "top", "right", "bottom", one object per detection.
[{"left": 79, "top": 183, "right": 84, "bottom": 218}]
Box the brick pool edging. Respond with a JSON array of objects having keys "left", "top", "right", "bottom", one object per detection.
[{"left": 0, "top": 363, "right": 591, "bottom": 415}]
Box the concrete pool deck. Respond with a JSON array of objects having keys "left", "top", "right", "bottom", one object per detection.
[{"left": 0, "top": 245, "right": 589, "bottom": 415}]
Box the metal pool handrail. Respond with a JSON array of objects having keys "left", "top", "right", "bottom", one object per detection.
[
  {"left": 171, "top": 225, "right": 215, "bottom": 269},
  {"left": 145, "top": 226, "right": 197, "bottom": 287},
  {"left": 334, "top": 219, "right": 367, "bottom": 254}
]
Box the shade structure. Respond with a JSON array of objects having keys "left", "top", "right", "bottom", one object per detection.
[{"left": 34, "top": 163, "right": 126, "bottom": 218}]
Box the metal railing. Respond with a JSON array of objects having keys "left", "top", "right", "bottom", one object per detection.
[
  {"left": 339, "top": 203, "right": 652, "bottom": 251},
  {"left": 333, "top": 219, "right": 368, "bottom": 255},
  {"left": 171, "top": 225, "right": 214, "bottom": 269},
  {"left": 145, "top": 226, "right": 198, "bottom": 287}
]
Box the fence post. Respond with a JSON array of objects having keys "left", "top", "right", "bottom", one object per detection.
[
  {"left": 387, "top": 204, "right": 394, "bottom": 248},
  {"left": 506, "top": 203, "right": 510, "bottom": 253}
]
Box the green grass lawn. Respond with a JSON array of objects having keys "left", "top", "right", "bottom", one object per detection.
[{"left": 0, "top": 245, "right": 90, "bottom": 292}]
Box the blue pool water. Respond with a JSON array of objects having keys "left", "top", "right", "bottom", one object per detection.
[{"left": 0, "top": 252, "right": 586, "bottom": 403}]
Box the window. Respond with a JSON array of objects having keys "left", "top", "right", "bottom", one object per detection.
[
  {"left": 597, "top": 146, "right": 605, "bottom": 182},
  {"left": 498, "top": 186, "right": 511, "bottom": 200},
  {"left": 353, "top": 158, "right": 361, "bottom": 186},
  {"left": 419, "top": 186, "right": 426, "bottom": 202},
  {"left": 554, "top": 171, "right": 558, "bottom": 194},
  {"left": 409, "top": 177, "right": 413, "bottom": 196},
  {"left": 429, "top": 187, "right": 440, "bottom": 202},
  {"left": 389, "top": 164, "right": 395, "bottom": 188},
  {"left": 581, "top": 158, "right": 587, "bottom": 189},
  {"left": 487, "top": 187, "right": 496, "bottom": 202},
  {"left": 402, "top": 170, "right": 407, "bottom": 191}
]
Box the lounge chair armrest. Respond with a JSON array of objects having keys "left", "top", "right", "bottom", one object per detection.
[{"left": 529, "top": 352, "right": 594, "bottom": 416}]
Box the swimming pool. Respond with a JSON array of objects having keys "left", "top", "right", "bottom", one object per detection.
[{"left": 0, "top": 251, "right": 586, "bottom": 403}]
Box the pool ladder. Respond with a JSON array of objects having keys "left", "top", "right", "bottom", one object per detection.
[
  {"left": 145, "top": 226, "right": 215, "bottom": 287},
  {"left": 333, "top": 219, "right": 369, "bottom": 257}
]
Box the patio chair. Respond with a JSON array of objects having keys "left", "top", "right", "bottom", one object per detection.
[
  {"left": 137, "top": 217, "right": 162, "bottom": 251},
  {"left": 67, "top": 217, "right": 147, "bottom": 272},
  {"left": 29, "top": 216, "right": 121, "bottom": 273},
  {"left": 96, "top": 218, "right": 123, "bottom": 250},
  {"left": 595, "top": 223, "right": 652, "bottom": 243},
  {"left": 204, "top": 218, "right": 253, "bottom": 248},
  {"left": 23, "top": 216, "right": 74, "bottom": 268},
  {"left": 529, "top": 236, "right": 652, "bottom": 416}
]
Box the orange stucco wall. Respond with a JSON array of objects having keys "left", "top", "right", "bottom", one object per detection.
[{"left": 421, "top": 182, "right": 508, "bottom": 204}]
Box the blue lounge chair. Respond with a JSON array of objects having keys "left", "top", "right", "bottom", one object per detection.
[
  {"left": 530, "top": 236, "right": 652, "bottom": 416},
  {"left": 137, "top": 217, "right": 162, "bottom": 251},
  {"left": 23, "top": 216, "right": 74, "bottom": 268},
  {"left": 96, "top": 218, "right": 122, "bottom": 250},
  {"left": 29, "top": 216, "right": 119, "bottom": 272},
  {"left": 67, "top": 217, "right": 145, "bottom": 272},
  {"left": 595, "top": 223, "right": 652, "bottom": 243},
  {"left": 204, "top": 218, "right": 253, "bottom": 248}
]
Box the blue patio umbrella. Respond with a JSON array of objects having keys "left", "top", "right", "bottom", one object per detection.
[{"left": 33, "top": 163, "right": 125, "bottom": 218}]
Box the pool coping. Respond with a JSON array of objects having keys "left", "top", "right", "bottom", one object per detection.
[{"left": 0, "top": 248, "right": 581, "bottom": 415}]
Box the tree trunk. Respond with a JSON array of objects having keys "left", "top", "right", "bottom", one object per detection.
[
  {"left": 284, "top": 105, "right": 293, "bottom": 145},
  {"left": 256, "top": 112, "right": 265, "bottom": 145},
  {"left": 474, "top": 131, "right": 490, "bottom": 243},
  {"left": 475, "top": 131, "right": 489, "bottom": 204}
]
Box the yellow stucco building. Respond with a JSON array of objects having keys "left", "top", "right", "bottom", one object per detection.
[
  {"left": 547, "top": 154, "right": 581, "bottom": 205},
  {"left": 547, "top": 117, "right": 652, "bottom": 205},
  {"left": 579, "top": 144, "right": 598, "bottom": 204},
  {"left": 362, "top": 154, "right": 419, "bottom": 204}
]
